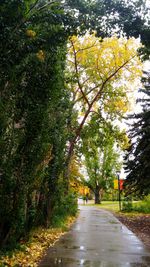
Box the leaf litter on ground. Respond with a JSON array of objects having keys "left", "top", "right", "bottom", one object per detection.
[{"left": 0, "top": 216, "right": 76, "bottom": 267}]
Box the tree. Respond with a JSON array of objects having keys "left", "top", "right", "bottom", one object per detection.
[
  {"left": 73, "top": 0, "right": 150, "bottom": 60},
  {"left": 124, "top": 71, "right": 150, "bottom": 196},
  {"left": 65, "top": 33, "right": 142, "bottom": 182},
  {"left": 65, "top": 0, "right": 150, "bottom": 57},
  {"left": 81, "top": 117, "right": 126, "bottom": 203},
  {"left": 0, "top": 0, "right": 71, "bottom": 247}
]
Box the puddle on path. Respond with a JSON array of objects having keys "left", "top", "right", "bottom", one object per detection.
[{"left": 39, "top": 257, "right": 150, "bottom": 267}]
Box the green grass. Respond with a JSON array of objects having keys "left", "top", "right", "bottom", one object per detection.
[
  {"left": 84, "top": 200, "right": 150, "bottom": 214},
  {"left": 120, "top": 195, "right": 150, "bottom": 214},
  {"left": 129, "top": 196, "right": 150, "bottom": 213},
  {"left": 85, "top": 201, "right": 120, "bottom": 212},
  {"left": 95, "top": 201, "right": 120, "bottom": 212}
]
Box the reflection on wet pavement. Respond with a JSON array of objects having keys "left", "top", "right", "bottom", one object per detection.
[
  {"left": 39, "top": 257, "right": 150, "bottom": 267},
  {"left": 39, "top": 206, "right": 150, "bottom": 267}
]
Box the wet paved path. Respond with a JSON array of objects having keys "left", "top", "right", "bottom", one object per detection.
[{"left": 39, "top": 206, "right": 150, "bottom": 267}]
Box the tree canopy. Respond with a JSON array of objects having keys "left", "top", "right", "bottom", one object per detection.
[
  {"left": 81, "top": 118, "right": 123, "bottom": 203},
  {"left": 0, "top": 0, "right": 72, "bottom": 248},
  {"left": 124, "top": 71, "right": 150, "bottom": 196},
  {"left": 0, "top": 0, "right": 149, "bottom": 249},
  {"left": 65, "top": 33, "right": 142, "bottom": 172}
]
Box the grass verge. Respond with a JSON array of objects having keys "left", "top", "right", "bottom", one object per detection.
[
  {"left": 85, "top": 201, "right": 120, "bottom": 212},
  {"left": 85, "top": 199, "right": 150, "bottom": 215}
]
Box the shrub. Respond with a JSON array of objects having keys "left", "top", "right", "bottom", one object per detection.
[
  {"left": 122, "top": 200, "right": 133, "bottom": 212},
  {"left": 51, "top": 190, "right": 78, "bottom": 227},
  {"left": 134, "top": 195, "right": 150, "bottom": 213}
]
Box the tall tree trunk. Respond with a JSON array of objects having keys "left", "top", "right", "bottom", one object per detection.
[
  {"left": 46, "top": 194, "right": 53, "bottom": 228},
  {"left": 94, "top": 186, "right": 101, "bottom": 204},
  {"left": 64, "top": 103, "right": 96, "bottom": 187}
]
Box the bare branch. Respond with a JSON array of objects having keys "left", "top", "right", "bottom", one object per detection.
[
  {"left": 70, "top": 39, "right": 90, "bottom": 107},
  {"left": 37, "top": 1, "right": 58, "bottom": 11},
  {"left": 75, "top": 41, "right": 97, "bottom": 54},
  {"left": 25, "top": 0, "right": 39, "bottom": 16}
]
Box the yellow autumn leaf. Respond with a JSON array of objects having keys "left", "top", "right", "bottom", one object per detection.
[
  {"left": 36, "top": 50, "right": 45, "bottom": 61},
  {"left": 114, "top": 99, "right": 128, "bottom": 113},
  {"left": 0, "top": 219, "right": 76, "bottom": 267},
  {"left": 26, "top": 29, "right": 36, "bottom": 38}
]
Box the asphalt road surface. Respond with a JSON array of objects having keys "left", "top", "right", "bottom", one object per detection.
[{"left": 39, "top": 205, "right": 150, "bottom": 267}]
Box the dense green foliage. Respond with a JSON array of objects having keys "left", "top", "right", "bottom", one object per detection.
[
  {"left": 122, "top": 195, "right": 150, "bottom": 213},
  {"left": 0, "top": 0, "right": 74, "bottom": 248},
  {"left": 124, "top": 72, "right": 150, "bottom": 196},
  {"left": 0, "top": 0, "right": 149, "bottom": 250},
  {"left": 81, "top": 116, "right": 124, "bottom": 204}
]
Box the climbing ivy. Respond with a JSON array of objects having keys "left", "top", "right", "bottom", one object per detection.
[{"left": 0, "top": 0, "right": 72, "bottom": 248}]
